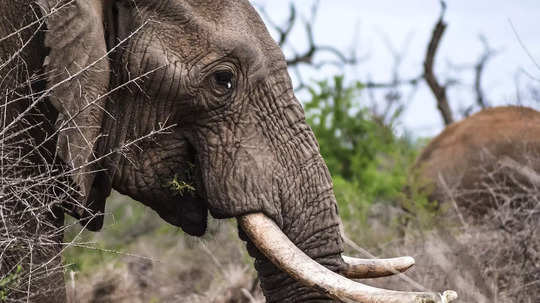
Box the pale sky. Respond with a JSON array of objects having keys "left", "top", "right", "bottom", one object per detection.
[{"left": 252, "top": 0, "right": 540, "bottom": 137}]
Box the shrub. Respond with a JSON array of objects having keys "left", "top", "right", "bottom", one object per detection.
[{"left": 304, "top": 76, "right": 422, "bottom": 215}]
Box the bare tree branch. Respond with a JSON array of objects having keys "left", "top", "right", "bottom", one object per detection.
[
  {"left": 473, "top": 35, "right": 497, "bottom": 109},
  {"left": 256, "top": 3, "right": 296, "bottom": 47},
  {"left": 509, "top": 19, "right": 540, "bottom": 73},
  {"left": 423, "top": 1, "right": 454, "bottom": 126},
  {"left": 362, "top": 30, "right": 422, "bottom": 125},
  {"left": 284, "top": 0, "right": 356, "bottom": 68},
  {"left": 256, "top": 1, "right": 358, "bottom": 90},
  {"left": 363, "top": 76, "right": 422, "bottom": 89}
]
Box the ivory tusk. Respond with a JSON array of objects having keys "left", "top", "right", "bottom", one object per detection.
[
  {"left": 238, "top": 213, "right": 457, "bottom": 303},
  {"left": 341, "top": 255, "right": 415, "bottom": 279}
]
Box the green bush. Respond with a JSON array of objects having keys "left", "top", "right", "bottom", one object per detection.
[
  {"left": 304, "top": 76, "right": 423, "bottom": 222},
  {"left": 0, "top": 265, "right": 22, "bottom": 300}
]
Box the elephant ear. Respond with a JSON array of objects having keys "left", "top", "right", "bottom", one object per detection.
[{"left": 39, "top": 0, "right": 111, "bottom": 231}]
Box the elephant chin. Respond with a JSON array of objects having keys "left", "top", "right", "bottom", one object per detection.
[
  {"left": 152, "top": 193, "right": 208, "bottom": 237},
  {"left": 177, "top": 194, "right": 208, "bottom": 236}
]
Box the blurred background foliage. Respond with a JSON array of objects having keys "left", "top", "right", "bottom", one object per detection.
[{"left": 303, "top": 76, "right": 427, "bottom": 227}]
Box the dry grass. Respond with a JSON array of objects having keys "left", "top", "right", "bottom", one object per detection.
[
  {"left": 70, "top": 162, "right": 539, "bottom": 303},
  {"left": 63, "top": 204, "right": 264, "bottom": 303},
  {"left": 343, "top": 153, "right": 540, "bottom": 303},
  {"left": 63, "top": 150, "right": 539, "bottom": 303}
]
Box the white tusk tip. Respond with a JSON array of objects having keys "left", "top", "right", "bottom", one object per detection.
[
  {"left": 441, "top": 290, "right": 458, "bottom": 302},
  {"left": 403, "top": 256, "right": 415, "bottom": 267}
]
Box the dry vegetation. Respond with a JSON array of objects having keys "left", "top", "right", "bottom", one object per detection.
[
  {"left": 61, "top": 148, "right": 540, "bottom": 303},
  {"left": 0, "top": 65, "right": 74, "bottom": 301},
  {"left": 345, "top": 150, "right": 540, "bottom": 303},
  {"left": 64, "top": 211, "right": 264, "bottom": 303}
]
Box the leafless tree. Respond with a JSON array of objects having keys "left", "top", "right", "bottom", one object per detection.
[
  {"left": 257, "top": 0, "right": 508, "bottom": 127},
  {"left": 256, "top": 1, "right": 359, "bottom": 91}
]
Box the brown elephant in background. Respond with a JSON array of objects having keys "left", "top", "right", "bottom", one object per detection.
[
  {"left": 413, "top": 106, "right": 540, "bottom": 217},
  {"left": 0, "top": 1, "right": 457, "bottom": 302},
  {"left": 407, "top": 106, "right": 540, "bottom": 302}
]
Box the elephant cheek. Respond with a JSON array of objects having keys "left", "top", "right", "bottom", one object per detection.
[{"left": 201, "top": 146, "right": 283, "bottom": 226}]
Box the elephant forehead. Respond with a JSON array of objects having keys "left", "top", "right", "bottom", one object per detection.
[{"left": 155, "top": 0, "right": 279, "bottom": 76}]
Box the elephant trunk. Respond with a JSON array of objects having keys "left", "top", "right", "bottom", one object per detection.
[
  {"left": 245, "top": 230, "right": 342, "bottom": 302},
  {"left": 235, "top": 136, "right": 457, "bottom": 302},
  {"left": 239, "top": 206, "right": 344, "bottom": 301},
  {"left": 225, "top": 143, "right": 340, "bottom": 302}
]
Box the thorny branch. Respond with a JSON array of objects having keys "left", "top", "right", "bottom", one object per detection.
[{"left": 0, "top": 3, "right": 172, "bottom": 301}]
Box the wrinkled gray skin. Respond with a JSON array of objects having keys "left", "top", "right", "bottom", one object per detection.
[{"left": 1, "top": 1, "right": 345, "bottom": 302}]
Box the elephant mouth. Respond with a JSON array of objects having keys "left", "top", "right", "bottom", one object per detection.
[
  {"left": 153, "top": 141, "right": 210, "bottom": 237},
  {"left": 137, "top": 158, "right": 209, "bottom": 236},
  {"left": 238, "top": 213, "right": 458, "bottom": 303}
]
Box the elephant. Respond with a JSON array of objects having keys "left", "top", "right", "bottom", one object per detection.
[
  {"left": 412, "top": 106, "right": 540, "bottom": 217},
  {"left": 0, "top": 1, "right": 457, "bottom": 302},
  {"left": 407, "top": 106, "right": 540, "bottom": 302}
]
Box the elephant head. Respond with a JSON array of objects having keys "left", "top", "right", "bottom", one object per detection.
[{"left": 37, "top": 0, "right": 456, "bottom": 301}]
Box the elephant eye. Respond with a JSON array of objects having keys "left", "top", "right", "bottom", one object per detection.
[{"left": 213, "top": 70, "right": 234, "bottom": 90}]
